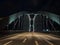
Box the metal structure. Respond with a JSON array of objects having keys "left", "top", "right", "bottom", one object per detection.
[{"left": 3, "top": 11, "right": 60, "bottom": 32}]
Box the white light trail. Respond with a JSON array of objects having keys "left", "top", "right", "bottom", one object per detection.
[
  {"left": 3, "top": 41, "right": 12, "bottom": 45},
  {"left": 0, "top": 32, "right": 60, "bottom": 45}
]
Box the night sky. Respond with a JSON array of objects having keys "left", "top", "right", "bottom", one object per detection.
[{"left": 0, "top": 0, "right": 60, "bottom": 17}]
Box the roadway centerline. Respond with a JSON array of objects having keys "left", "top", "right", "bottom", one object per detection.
[
  {"left": 3, "top": 41, "right": 12, "bottom": 45},
  {"left": 35, "top": 40, "right": 39, "bottom": 45}
]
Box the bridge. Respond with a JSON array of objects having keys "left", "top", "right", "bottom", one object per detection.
[{"left": 0, "top": 11, "right": 60, "bottom": 45}]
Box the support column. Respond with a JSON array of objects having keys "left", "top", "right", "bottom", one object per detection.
[
  {"left": 27, "top": 14, "right": 37, "bottom": 32},
  {"left": 33, "top": 14, "right": 37, "bottom": 32}
]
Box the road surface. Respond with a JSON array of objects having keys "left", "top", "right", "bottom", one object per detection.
[{"left": 0, "top": 32, "right": 60, "bottom": 45}]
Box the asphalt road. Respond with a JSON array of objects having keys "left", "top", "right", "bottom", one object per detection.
[{"left": 0, "top": 32, "right": 60, "bottom": 45}]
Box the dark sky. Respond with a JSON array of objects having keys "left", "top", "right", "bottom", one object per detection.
[{"left": 0, "top": 0, "right": 60, "bottom": 17}]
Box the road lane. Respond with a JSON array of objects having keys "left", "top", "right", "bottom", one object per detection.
[{"left": 0, "top": 32, "right": 60, "bottom": 45}]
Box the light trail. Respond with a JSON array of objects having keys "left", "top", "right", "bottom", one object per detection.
[
  {"left": 43, "top": 39, "right": 54, "bottom": 45},
  {"left": 0, "top": 32, "right": 60, "bottom": 45},
  {"left": 3, "top": 41, "right": 12, "bottom": 45},
  {"left": 1, "top": 32, "right": 60, "bottom": 41}
]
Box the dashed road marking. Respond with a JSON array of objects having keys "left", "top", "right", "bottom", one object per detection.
[
  {"left": 35, "top": 41, "right": 39, "bottom": 45},
  {"left": 22, "top": 38, "right": 27, "bottom": 43}
]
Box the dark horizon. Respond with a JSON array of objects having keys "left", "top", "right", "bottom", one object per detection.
[{"left": 0, "top": 0, "right": 60, "bottom": 17}]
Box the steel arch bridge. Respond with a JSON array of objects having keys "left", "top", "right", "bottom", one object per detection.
[{"left": 3, "top": 11, "right": 60, "bottom": 32}]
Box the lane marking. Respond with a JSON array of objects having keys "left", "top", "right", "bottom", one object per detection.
[
  {"left": 35, "top": 41, "right": 39, "bottom": 45},
  {"left": 44, "top": 39, "right": 54, "bottom": 45},
  {"left": 22, "top": 38, "right": 27, "bottom": 43},
  {"left": 3, "top": 41, "right": 12, "bottom": 45}
]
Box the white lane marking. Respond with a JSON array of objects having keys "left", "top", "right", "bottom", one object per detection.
[
  {"left": 44, "top": 39, "right": 54, "bottom": 45},
  {"left": 35, "top": 41, "right": 39, "bottom": 45},
  {"left": 3, "top": 41, "right": 12, "bottom": 45},
  {"left": 22, "top": 38, "right": 27, "bottom": 43}
]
